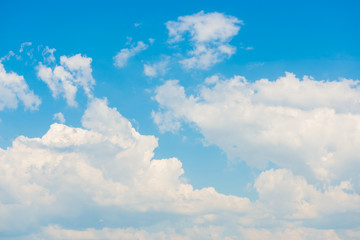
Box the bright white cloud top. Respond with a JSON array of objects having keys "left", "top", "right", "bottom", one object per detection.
[
  {"left": 153, "top": 73, "right": 360, "bottom": 186},
  {"left": 1, "top": 5, "right": 359, "bottom": 240},
  {"left": 1, "top": 97, "right": 359, "bottom": 240}
]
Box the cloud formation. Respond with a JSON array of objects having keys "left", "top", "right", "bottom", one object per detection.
[
  {"left": 166, "top": 11, "right": 242, "bottom": 69},
  {"left": 1, "top": 10, "right": 359, "bottom": 239},
  {"left": 37, "top": 54, "right": 95, "bottom": 107},
  {"left": 0, "top": 97, "right": 359, "bottom": 239},
  {"left": 21, "top": 224, "right": 353, "bottom": 240},
  {"left": 113, "top": 41, "right": 148, "bottom": 68},
  {"left": 0, "top": 98, "right": 253, "bottom": 237},
  {"left": 0, "top": 62, "right": 41, "bottom": 111},
  {"left": 153, "top": 73, "right": 360, "bottom": 187}
]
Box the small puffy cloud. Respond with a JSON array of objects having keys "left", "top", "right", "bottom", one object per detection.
[
  {"left": 144, "top": 57, "right": 169, "bottom": 77},
  {"left": 148, "top": 38, "right": 155, "bottom": 44},
  {"left": 153, "top": 73, "right": 360, "bottom": 186},
  {"left": 113, "top": 41, "right": 148, "bottom": 68},
  {"left": 0, "top": 62, "right": 41, "bottom": 111},
  {"left": 204, "top": 74, "right": 220, "bottom": 85},
  {"left": 37, "top": 54, "right": 95, "bottom": 107},
  {"left": 166, "top": 11, "right": 242, "bottom": 69},
  {"left": 53, "top": 112, "right": 65, "bottom": 124}
]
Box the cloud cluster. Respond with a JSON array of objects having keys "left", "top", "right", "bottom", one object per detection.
[
  {"left": 113, "top": 41, "right": 148, "bottom": 68},
  {"left": 37, "top": 54, "right": 95, "bottom": 106},
  {"left": 153, "top": 73, "right": 360, "bottom": 187},
  {"left": 0, "top": 62, "right": 41, "bottom": 111},
  {"left": 0, "top": 98, "right": 252, "bottom": 237},
  {"left": 166, "top": 11, "right": 242, "bottom": 69},
  {"left": 1, "top": 97, "right": 359, "bottom": 239},
  {"left": 2, "top": 10, "right": 360, "bottom": 239},
  {"left": 21, "top": 224, "right": 354, "bottom": 240}
]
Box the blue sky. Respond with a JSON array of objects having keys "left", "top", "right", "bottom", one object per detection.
[{"left": 1, "top": 0, "right": 360, "bottom": 239}]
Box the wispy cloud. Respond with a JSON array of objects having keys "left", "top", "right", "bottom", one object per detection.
[
  {"left": 19, "top": 42, "right": 32, "bottom": 53},
  {"left": 113, "top": 41, "right": 148, "bottom": 68},
  {"left": 53, "top": 112, "right": 65, "bottom": 123},
  {"left": 144, "top": 57, "right": 169, "bottom": 77}
]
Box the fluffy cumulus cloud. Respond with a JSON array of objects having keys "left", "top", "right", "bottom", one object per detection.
[
  {"left": 254, "top": 169, "right": 360, "bottom": 219},
  {"left": 0, "top": 62, "right": 41, "bottom": 111},
  {"left": 113, "top": 41, "right": 148, "bottom": 68},
  {"left": 153, "top": 73, "right": 360, "bottom": 188},
  {"left": 0, "top": 96, "right": 359, "bottom": 239},
  {"left": 0, "top": 98, "right": 256, "bottom": 238},
  {"left": 37, "top": 54, "right": 95, "bottom": 107},
  {"left": 166, "top": 11, "right": 242, "bottom": 69}
]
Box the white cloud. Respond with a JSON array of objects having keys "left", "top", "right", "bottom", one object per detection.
[
  {"left": 42, "top": 46, "right": 56, "bottom": 64},
  {"left": 113, "top": 41, "right": 148, "bottom": 68},
  {"left": 0, "top": 97, "right": 250, "bottom": 236},
  {"left": 37, "top": 54, "right": 95, "bottom": 107},
  {"left": 0, "top": 51, "right": 15, "bottom": 62},
  {"left": 1, "top": 97, "right": 359, "bottom": 239},
  {"left": 153, "top": 73, "right": 360, "bottom": 187},
  {"left": 149, "top": 38, "right": 155, "bottom": 44},
  {"left": 166, "top": 11, "right": 242, "bottom": 69},
  {"left": 254, "top": 169, "right": 360, "bottom": 219},
  {"left": 53, "top": 112, "right": 65, "bottom": 124},
  {"left": 0, "top": 62, "right": 41, "bottom": 111},
  {"left": 16, "top": 221, "right": 359, "bottom": 240},
  {"left": 144, "top": 57, "right": 169, "bottom": 77},
  {"left": 19, "top": 42, "right": 32, "bottom": 53},
  {"left": 238, "top": 227, "right": 342, "bottom": 240}
]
